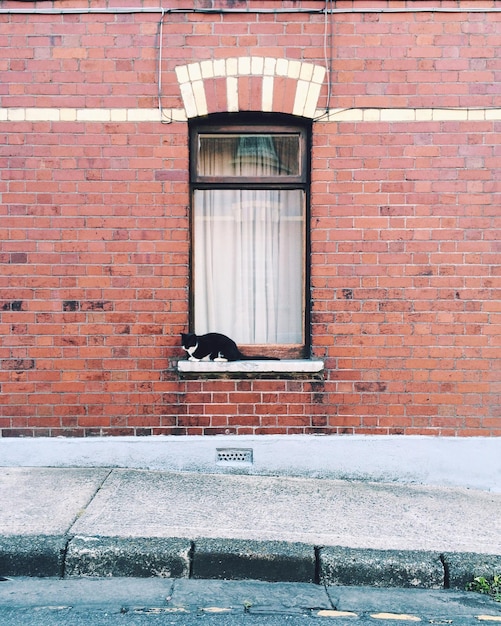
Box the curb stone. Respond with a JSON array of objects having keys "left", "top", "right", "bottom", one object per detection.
[
  {"left": 443, "top": 553, "right": 501, "bottom": 590},
  {"left": 0, "top": 535, "right": 67, "bottom": 577},
  {"left": 64, "top": 536, "right": 192, "bottom": 578},
  {"left": 3, "top": 535, "right": 501, "bottom": 589},
  {"left": 192, "top": 539, "right": 317, "bottom": 583},
  {"left": 319, "top": 547, "right": 444, "bottom": 589}
]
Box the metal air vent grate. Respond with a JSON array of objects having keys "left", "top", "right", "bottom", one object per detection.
[{"left": 216, "top": 448, "right": 253, "bottom": 464}]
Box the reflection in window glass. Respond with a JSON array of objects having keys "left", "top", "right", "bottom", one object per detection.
[{"left": 198, "top": 134, "right": 300, "bottom": 177}]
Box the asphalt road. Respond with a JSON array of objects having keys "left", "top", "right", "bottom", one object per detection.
[
  {"left": 0, "top": 606, "right": 500, "bottom": 625},
  {"left": 0, "top": 610, "right": 354, "bottom": 625},
  {"left": 1, "top": 577, "right": 500, "bottom": 626}
]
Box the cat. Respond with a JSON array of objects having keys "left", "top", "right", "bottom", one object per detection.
[{"left": 181, "top": 332, "right": 279, "bottom": 362}]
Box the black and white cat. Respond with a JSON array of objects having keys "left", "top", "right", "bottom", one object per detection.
[{"left": 181, "top": 332, "right": 279, "bottom": 362}]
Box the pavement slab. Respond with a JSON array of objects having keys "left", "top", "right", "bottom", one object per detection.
[
  {"left": 1, "top": 468, "right": 111, "bottom": 536},
  {"left": 70, "top": 469, "right": 501, "bottom": 554},
  {"left": 72, "top": 470, "right": 501, "bottom": 555},
  {"left": 2, "top": 467, "right": 501, "bottom": 584}
]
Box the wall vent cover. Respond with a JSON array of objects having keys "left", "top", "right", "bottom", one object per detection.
[{"left": 216, "top": 448, "right": 253, "bottom": 464}]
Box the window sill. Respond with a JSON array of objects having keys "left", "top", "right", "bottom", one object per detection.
[{"left": 177, "top": 359, "right": 324, "bottom": 379}]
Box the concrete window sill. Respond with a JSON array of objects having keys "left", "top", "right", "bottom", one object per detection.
[{"left": 177, "top": 359, "right": 324, "bottom": 379}]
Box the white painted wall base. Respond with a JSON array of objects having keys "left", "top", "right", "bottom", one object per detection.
[{"left": 1, "top": 434, "right": 500, "bottom": 492}]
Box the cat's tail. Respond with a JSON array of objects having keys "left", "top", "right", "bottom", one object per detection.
[{"left": 241, "top": 354, "right": 280, "bottom": 360}]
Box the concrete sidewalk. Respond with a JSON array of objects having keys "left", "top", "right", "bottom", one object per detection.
[{"left": 1, "top": 468, "right": 501, "bottom": 588}]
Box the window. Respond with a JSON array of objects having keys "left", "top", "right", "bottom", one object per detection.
[{"left": 190, "top": 116, "right": 310, "bottom": 359}]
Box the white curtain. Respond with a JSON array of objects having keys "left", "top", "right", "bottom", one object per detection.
[{"left": 194, "top": 135, "right": 304, "bottom": 344}]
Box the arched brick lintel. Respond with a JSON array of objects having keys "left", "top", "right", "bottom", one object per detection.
[{"left": 175, "top": 57, "right": 326, "bottom": 119}]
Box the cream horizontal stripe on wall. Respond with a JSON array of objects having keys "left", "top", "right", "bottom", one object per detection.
[
  {"left": 0, "top": 107, "right": 186, "bottom": 123},
  {"left": 1, "top": 107, "right": 500, "bottom": 123},
  {"left": 326, "top": 108, "right": 501, "bottom": 122}
]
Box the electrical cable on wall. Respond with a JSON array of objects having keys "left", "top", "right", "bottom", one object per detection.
[
  {"left": 314, "top": 0, "right": 334, "bottom": 122},
  {"left": 157, "top": 9, "right": 174, "bottom": 125},
  {"left": 2, "top": 2, "right": 500, "bottom": 124}
]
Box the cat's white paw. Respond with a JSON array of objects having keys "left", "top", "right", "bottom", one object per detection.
[
  {"left": 188, "top": 356, "right": 200, "bottom": 362},
  {"left": 214, "top": 357, "right": 228, "bottom": 362}
]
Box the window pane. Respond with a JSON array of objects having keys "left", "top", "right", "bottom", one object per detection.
[
  {"left": 198, "top": 134, "right": 300, "bottom": 177},
  {"left": 194, "top": 188, "right": 304, "bottom": 345}
]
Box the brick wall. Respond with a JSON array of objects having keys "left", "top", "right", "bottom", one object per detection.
[{"left": 1, "top": 0, "right": 500, "bottom": 437}]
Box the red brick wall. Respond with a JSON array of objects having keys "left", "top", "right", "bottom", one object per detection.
[
  {"left": 312, "top": 118, "right": 500, "bottom": 436},
  {"left": 1, "top": 0, "right": 500, "bottom": 437}
]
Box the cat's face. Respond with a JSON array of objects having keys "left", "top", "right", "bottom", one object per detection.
[{"left": 181, "top": 333, "right": 197, "bottom": 349}]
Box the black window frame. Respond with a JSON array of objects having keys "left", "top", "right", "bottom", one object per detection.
[{"left": 189, "top": 113, "right": 311, "bottom": 359}]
